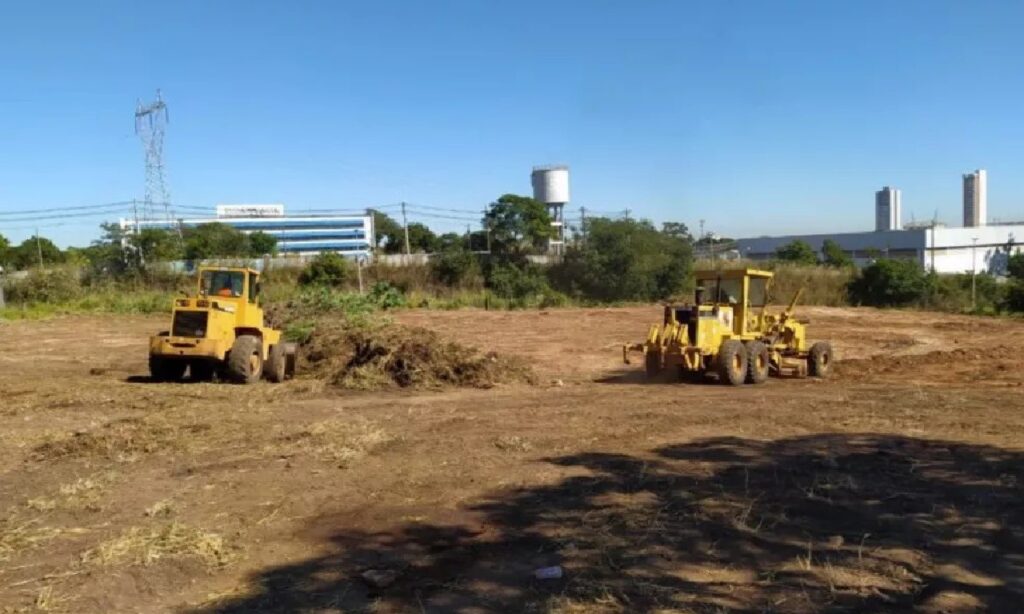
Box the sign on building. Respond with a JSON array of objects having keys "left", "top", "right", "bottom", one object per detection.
[{"left": 216, "top": 204, "right": 285, "bottom": 218}]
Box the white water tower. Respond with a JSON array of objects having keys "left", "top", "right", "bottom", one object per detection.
[{"left": 531, "top": 165, "right": 570, "bottom": 253}]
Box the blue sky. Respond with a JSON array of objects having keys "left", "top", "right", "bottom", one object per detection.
[{"left": 1, "top": 0, "right": 1023, "bottom": 247}]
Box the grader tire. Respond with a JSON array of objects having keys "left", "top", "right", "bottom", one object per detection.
[
  {"left": 717, "top": 340, "right": 748, "bottom": 386},
  {"left": 149, "top": 356, "right": 186, "bottom": 382},
  {"left": 746, "top": 341, "right": 769, "bottom": 384},
  {"left": 226, "top": 335, "right": 263, "bottom": 384},
  {"left": 644, "top": 349, "right": 662, "bottom": 379},
  {"left": 266, "top": 343, "right": 287, "bottom": 383},
  {"left": 808, "top": 342, "right": 833, "bottom": 378}
]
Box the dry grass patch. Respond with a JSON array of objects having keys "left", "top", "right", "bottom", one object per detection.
[
  {"left": 0, "top": 518, "right": 74, "bottom": 563},
  {"left": 80, "top": 522, "right": 233, "bottom": 568},
  {"left": 31, "top": 417, "right": 211, "bottom": 463},
  {"left": 276, "top": 417, "right": 395, "bottom": 466},
  {"left": 493, "top": 435, "right": 532, "bottom": 453},
  {"left": 25, "top": 472, "right": 119, "bottom": 513}
]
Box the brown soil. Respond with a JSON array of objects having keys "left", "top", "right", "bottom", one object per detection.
[{"left": 1, "top": 306, "right": 1024, "bottom": 613}]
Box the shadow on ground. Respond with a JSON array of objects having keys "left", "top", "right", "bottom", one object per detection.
[{"left": 197, "top": 434, "right": 1024, "bottom": 613}]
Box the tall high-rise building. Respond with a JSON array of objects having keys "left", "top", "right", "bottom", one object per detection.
[
  {"left": 875, "top": 186, "right": 902, "bottom": 231},
  {"left": 963, "top": 169, "right": 987, "bottom": 227}
]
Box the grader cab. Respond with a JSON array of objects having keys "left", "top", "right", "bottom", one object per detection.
[
  {"left": 148, "top": 266, "right": 296, "bottom": 384},
  {"left": 624, "top": 268, "right": 833, "bottom": 385}
]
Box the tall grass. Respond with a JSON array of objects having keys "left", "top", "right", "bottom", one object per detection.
[{"left": 693, "top": 259, "right": 853, "bottom": 306}]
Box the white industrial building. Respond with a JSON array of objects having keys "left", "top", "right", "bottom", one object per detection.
[
  {"left": 123, "top": 204, "right": 374, "bottom": 259},
  {"left": 737, "top": 225, "right": 1022, "bottom": 275},
  {"left": 737, "top": 171, "right": 1022, "bottom": 275}
]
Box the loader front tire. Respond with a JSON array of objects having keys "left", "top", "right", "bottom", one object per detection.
[
  {"left": 717, "top": 340, "right": 747, "bottom": 386},
  {"left": 266, "top": 343, "right": 287, "bottom": 383},
  {"left": 746, "top": 341, "right": 769, "bottom": 384},
  {"left": 808, "top": 342, "right": 833, "bottom": 378},
  {"left": 149, "top": 356, "right": 186, "bottom": 382},
  {"left": 226, "top": 335, "right": 263, "bottom": 384}
]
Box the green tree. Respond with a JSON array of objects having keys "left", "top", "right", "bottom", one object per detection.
[
  {"left": 661, "top": 222, "right": 693, "bottom": 242},
  {"left": 1007, "top": 252, "right": 1024, "bottom": 280},
  {"left": 135, "top": 228, "right": 184, "bottom": 263},
  {"left": 435, "top": 232, "right": 465, "bottom": 252},
  {"left": 0, "top": 232, "right": 10, "bottom": 268},
  {"left": 550, "top": 217, "right": 693, "bottom": 302},
  {"left": 821, "top": 239, "right": 852, "bottom": 268},
  {"left": 370, "top": 210, "right": 403, "bottom": 252},
  {"left": 11, "top": 235, "right": 63, "bottom": 269},
  {"left": 183, "top": 223, "right": 249, "bottom": 260},
  {"left": 848, "top": 259, "right": 928, "bottom": 307},
  {"left": 298, "top": 252, "right": 350, "bottom": 287},
  {"left": 247, "top": 231, "right": 278, "bottom": 257},
  {"left": 484, "top": 194, "right": 553, "bottom": 258},
  {"left": 775, "top": 240, "right": 819, "bottom": 266},
  {"left": 405, "top": 222, "right": 438, "bottom": 253}
]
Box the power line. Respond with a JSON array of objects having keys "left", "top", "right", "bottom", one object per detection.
[{"left": 0, "top": 200, "right": 138, "bottom": 216}]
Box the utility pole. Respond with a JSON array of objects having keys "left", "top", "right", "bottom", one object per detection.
[
  {"left": 401, "top": 201, "right": 411, "bottom": 256},
  {"left": 35, "top": 227, "right": 43, "bottom": 268},
  {"left": 624, "top": 208, "right": 631, "bottom": 220},
  {"left": 466, "top": 224, "right": 472, "bottom": 250},
  {"left": 579, "top": 206, "right": 586, "bottom": 247},
  {"left": 971, "top": 237, "right": 979, "bottom": 311},
  {"left": 483, "top": 208, "right": 492, "bottom": 254}
]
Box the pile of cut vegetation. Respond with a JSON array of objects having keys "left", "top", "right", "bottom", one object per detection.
[{"left": 299, "top": 320, "right": 536, "bottom": 389}]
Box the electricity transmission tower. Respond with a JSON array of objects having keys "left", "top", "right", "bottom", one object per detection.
[{"left": 134, "top": 90, "right": 173, "bottom": 227}]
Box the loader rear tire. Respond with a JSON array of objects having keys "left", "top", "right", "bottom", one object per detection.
[
  {"left": 746, "top": 341, "right": 769, "bottom": 384},
  {"left": 226, "top": 335, "right": 263, "bottom": 384},
  {"left": 808, "top": 342, "right": 833, "bottom": 378},
  {"left": 266, "top": 344, "right": 287, "bottom": 383},
  {"left": 149, "top": 356, "right": 186, "bottom": 382},
  {"left": 717, "top": 340, "right": 747, "bottom": 386}
]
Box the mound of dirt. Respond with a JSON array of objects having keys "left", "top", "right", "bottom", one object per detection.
[
  {"left": 835, "top": 346, "right": 1020, "bottom": 384},
  {"left": 299, "top": 321, "right": 536, "bottom": 390}
]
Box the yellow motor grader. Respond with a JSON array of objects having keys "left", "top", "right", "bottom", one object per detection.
[
  {"left": 149, "top": 266, "right": 296, "bottom": 384},
  {"left": 624, "top": 268, "right": 833, "bottom": 385}
]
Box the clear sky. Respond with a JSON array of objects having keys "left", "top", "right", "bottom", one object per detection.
[{"left": 1, "top": 0, "right": 1023, "bottom": 247}]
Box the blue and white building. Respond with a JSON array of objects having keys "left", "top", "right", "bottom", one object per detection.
[{"left": 123, "top": 204, "right": 375, "bottom": 259}]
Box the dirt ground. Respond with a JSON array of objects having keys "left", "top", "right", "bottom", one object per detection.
[{"left": 2, "top": 306, "right": 1024, "bottom": 613}]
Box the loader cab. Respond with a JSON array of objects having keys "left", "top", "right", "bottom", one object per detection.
[{"left": 198, "top": 267, "right": 261, "bottom": 305}]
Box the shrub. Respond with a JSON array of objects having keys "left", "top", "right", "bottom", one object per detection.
[
  {"left": 549, "top": 218, "right": 693, "bottom": 302},
  {"left": 775, "top": 240, "right": 819, "bottom": 266},
  {"left": 4, "top": 266, "right": 82, "bottom": 303},
  {"left": 486, "top": 262, "right": 549, "bottom": 299},
  {"left": 847, "top": 259, "right": 928, "bottom": 307},
  {"left": 298, "top": 253, "right": 350, "bottom": 287},
  {"left": 431, "top": 249, "right": 481, "bottom": 288},
  {"left": 368, "top": 282, "right": 406, "bottom": 309}
]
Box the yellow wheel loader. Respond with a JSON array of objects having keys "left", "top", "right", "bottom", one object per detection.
[
  {"left": 624, "top": 268, "right": 833, "bottom": 385},
  {"left": 148, "top": 266, "right": 296, "bottom": 384}
]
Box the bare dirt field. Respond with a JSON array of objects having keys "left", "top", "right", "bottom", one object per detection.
[{"left": 2, "top": 306, "right": 1024, "bottom": 613}]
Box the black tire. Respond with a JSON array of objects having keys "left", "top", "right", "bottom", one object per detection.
[
  {"left": 284, "top": 343, "right": 297, "bottom": 378},
  {"left": 716, "top": 340, "right": 747, "bottom": 386},
  {"left": 266, "top": 344, "right": 287, "bottom": 383},
  {"left": 746, "top": 341, "right": 769, "bottom": 384},
  {"left": 226, "top": 335, "right": 263, "bottom": 384},
  {"left": 149, "top": 355, "right": 186, "bottom": 382},
  {"left": 808, "top": 341, "right": 833, "bottom": 378},
  {"left": 644, "top": 348, "right": 662, "bottom": 379},
  {"left": 190, "top": 361, "right": 216, "bottom": 382}
]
